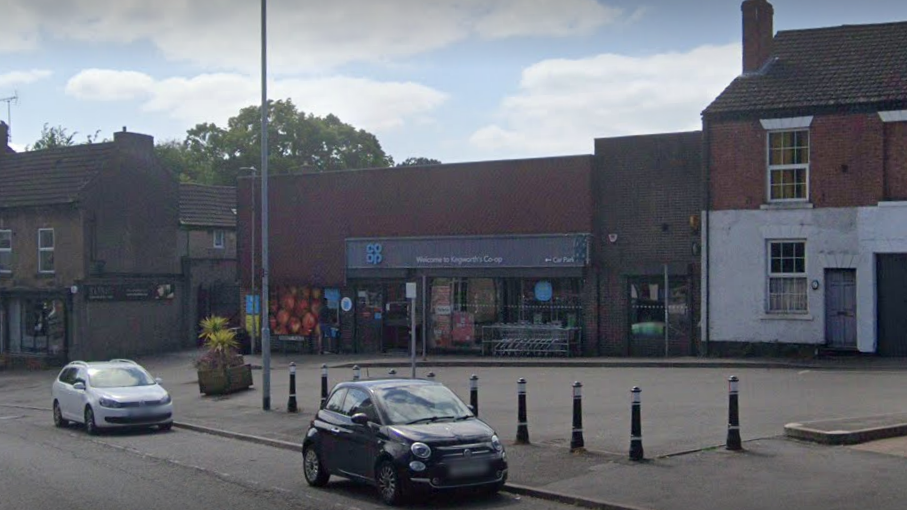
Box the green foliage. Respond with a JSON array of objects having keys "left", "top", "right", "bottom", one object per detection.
[
  {"left": 29, "top": 123, "right": 77, "bottom": 151},
  {"left": 196, "top": 316, "right": 242, "bottom": 370},
  {"left": 164, "top": 99, "right": 394, "bottom": 185},
  {"left": 198, "top": 315, "right": 231, "bottom": 341},
  {"left": 28, "top": 124, "right": 107, "bottom": 151},
  {"left": 396, "top": 157, "right": 441, "bottom": 167}
]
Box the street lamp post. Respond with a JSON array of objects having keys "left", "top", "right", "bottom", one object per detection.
[{"left": 259, "top": 0, "right": 271, "bottom": 411}]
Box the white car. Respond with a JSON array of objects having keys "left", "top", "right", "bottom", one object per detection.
[{"left": 52, "top": 359, "right": 173, "bottom": 434}]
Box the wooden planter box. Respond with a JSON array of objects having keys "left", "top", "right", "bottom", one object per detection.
[{"left": 197, "top": 364, "right": 254, "bottom": 395}]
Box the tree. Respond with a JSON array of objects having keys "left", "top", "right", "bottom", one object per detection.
[
  {"left": 28, "top": 124, "right": 106, "bottom": 151},
  {"left": 171, "top": 99, "right": 394, "bottom": 185},
  {"left": 29, "top": 124, "right": 76, "bottom": 151},
  {"left": 154, "top": 139, "right": 216, "bottom": 183},
  {"left": 396, "top": 157, "right": 441, "bottom": 167}
]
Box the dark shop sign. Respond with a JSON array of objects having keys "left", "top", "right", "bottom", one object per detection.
[
  {"left": 346, "top": 234, "right": 590, "bottom": 270},
  {"left": 85, "top": 283, "right": 176, "bottom": 301}
]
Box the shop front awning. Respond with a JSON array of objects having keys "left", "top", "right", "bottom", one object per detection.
[{"left": 345, "top": 233, "right": 590, "bottom": 278}]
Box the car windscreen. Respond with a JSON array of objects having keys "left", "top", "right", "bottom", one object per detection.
[
  {"left": 87, "top": 367, "right": 156, "bottom": 388},
  {"left": 376, "top": 384, "right": 473, "bottom": 425}
]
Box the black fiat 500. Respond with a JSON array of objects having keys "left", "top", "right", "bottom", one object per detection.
[{"left": 302, "top": 378, "right": 508, "bottom": 505}]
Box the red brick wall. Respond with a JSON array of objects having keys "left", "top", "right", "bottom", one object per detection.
[
  {"left": 885, "top": 121, "right": 907, "bottom": 200},
  {"left": 710, "top": 113, "right": 887, "bottom": 210},
  {"left": 594, "top": 131, "right": 702, "bottom": 356},
  {"left": 237, "top": 156, "right": 593, "bottom": 287}
]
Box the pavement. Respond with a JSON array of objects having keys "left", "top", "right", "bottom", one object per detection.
[{"left": 4, "top": 350, "right": 907, "bottom": 510}]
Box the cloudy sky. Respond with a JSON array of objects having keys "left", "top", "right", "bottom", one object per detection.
[{"left": 1, "top": 0, "right": 904, "bottom": 163}]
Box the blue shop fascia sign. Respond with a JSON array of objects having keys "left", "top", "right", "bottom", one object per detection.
[{"left": 346, "top": 234, "right": 590, "bottom": 270}]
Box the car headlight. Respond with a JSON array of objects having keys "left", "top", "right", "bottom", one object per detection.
[
  {"left": 411, "top": 442, "right": 432, "bottom": 459},
  {"left": 161, "top": 394, "right": 172, "bottom": 405},
  {"left": 98, "top": 397, "right": 122, "bottom": 408},
  {"left": 491, "top": 434, "right": 504, "bottom": 453}
]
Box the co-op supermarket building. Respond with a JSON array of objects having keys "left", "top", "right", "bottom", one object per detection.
[{"left": 237, "top": 132, "right": 703, "bottom": 357}]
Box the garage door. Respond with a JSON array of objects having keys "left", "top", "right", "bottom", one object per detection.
[{"left": 877, "top": 254, "right": 907, "bottom": 357}]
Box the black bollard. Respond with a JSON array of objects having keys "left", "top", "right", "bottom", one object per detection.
[
  {"left": 629, "top": 386, "right": 643, "bottom": 461},
  {"left": 571, "top": 381, "right": 585, "bottom": 452},
  {"left": 352, "top": 364, "right": 360, "bottom": 381},
  {"left": 727, "top": 375, "right": 742, "bottom": 451},
  {"left": 287, "top": 362, "right": 298, "bottom": 413},
  {"left": 516, "top": 378, "right": 530, "bottom": 444},
  {"left": 320, "top": 364, "right": 328, "bottom": 409},
  {"left": 469, "top": 374, "right": 479, "bottom": 418}
]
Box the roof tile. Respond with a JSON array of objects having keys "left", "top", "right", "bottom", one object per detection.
[
  {"left": 0, "top": 143, "right": 115, "bottom": 208},
  {"left": 179, "top": 183, "right": 236, "bottom": 228},
  {"left": 705, "top": 21, "right": 907, "bottom": 115}
]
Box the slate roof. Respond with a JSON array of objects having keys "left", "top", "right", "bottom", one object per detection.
[
  {"left": 0, "top": 142, "right": 115, "bottom": 208},
  {"left": 705, "top": 21, "right": 907, "bottom": 115},
  {"left": 179, "top": 183, "right": 236, "bottom": 228}
]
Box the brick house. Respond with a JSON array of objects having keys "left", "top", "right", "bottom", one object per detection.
[
  {"left": 0, "top": 124, "right": 190, "bottom": 364},
  {"left": 702, "top": 0, "right": 907, "bottom": 355},
  {"left": 178, "top": 183, "right": 239, "bottom": 336}
]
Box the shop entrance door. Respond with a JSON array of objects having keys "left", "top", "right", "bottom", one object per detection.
[
  {"left": 355, "top": 287, "right": 384, "bottom": 353},
  {"left": 383, "top": 283, "right": 411, "bottom": 352}
]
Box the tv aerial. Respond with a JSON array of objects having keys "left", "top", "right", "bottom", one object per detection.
[{"left": 1, "top": 91, "right": 18, "bottom": 140}]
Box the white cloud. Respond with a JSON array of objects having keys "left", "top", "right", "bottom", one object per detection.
[
  {"left": 8, "top": 142, "right": 27, "bottom": 153},
  {"left": 2, "top": 1, "right": 626, "bottom": 71},
  {"left": 472, "top": 0, "right": 622, "bottom": 39},
  {"left": 0, "top": 3, "right": 41, "bottom": 52},
  {"left": 470, "top": 44, "right": 741, "bottom": 156},
  {"left": 64, "top": 70, "right": 448, "bottom": 134},
  {"left": 66, "top": 70, "right": 155, "bottom": 101},
  {"left": 0, "top": 70, "right": 53, "bottom": 89}
]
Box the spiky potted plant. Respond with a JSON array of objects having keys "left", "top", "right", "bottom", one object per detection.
[{"left": 195, "top": 316, "right": 253, "bottom": 395}]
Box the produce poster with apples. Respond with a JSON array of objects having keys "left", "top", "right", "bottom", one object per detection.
[{"left": 268, "top": 285, "right": 326, "bottom": 343}]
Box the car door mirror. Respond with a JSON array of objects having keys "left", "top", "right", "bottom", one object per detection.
[
  {"left": 73, "top": 382, "right": 86, "bottom": 391},
  {"left": 155, "top": 377, "right": 163, "bottom": 384},
  {"left": 351, "top": 413, "right": 370, "bottom": 425},
  {"left": 467, "top": 405, "right": 475, "bottom": 413}
]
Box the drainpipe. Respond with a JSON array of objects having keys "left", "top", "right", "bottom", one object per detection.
[{"left": 701, "top": 117, "right": 712, "bottom": 357}]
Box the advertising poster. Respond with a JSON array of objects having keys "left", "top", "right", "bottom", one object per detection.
[
  {"left": 432, "top": 315, "right": 451, "bottom": 348},
  {"left": 269, "top": 285, "right": 326, "bottom": 347},
  {"left": 451, "top": 312, "right": 475, "bottom": 345},
  {"left": 431, "top": 284, "right": 452, "bottom": 347},
  {"left": 431, "top": 284, "right": 451, "bottom": 315}
]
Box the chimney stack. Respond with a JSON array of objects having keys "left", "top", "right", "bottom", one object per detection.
[
  {"left": 0, "top": 121, "right": 9, "bottom": 153},
  {"left": 742, "top": 0, "right": 774, "bottom": 74},
  {"left": 114, "top": 128, "right": 154, "bottom": 156}
]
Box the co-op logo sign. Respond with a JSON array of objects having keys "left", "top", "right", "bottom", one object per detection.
[{"left": 366, "top": 243, "right": 383, "bottom": 265}]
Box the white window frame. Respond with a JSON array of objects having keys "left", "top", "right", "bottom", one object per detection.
[
  {"left": 767, "top": 240, "right": 807, "bottom": 314},
  {"left": 38, "top": 228, "right": 54, "bottom": 274},
  {"left": 213, "top": 230, "right": 225, "bottom": 249},
  {"left": 0, "top": 229, "right": 11, "bottom": 273},
  {"left": 766, "top": 129, "right": 810, "bottom": 203}
]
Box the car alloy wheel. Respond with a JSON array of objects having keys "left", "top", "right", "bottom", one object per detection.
[
  {"left": 377, "top": 460, "right": 403, "bottom": 506},
  {"left": 303, "top": 446, "right": 329, "bottom": 487},
  {"left": 53, "top": 401, "right": 67, "bottom": 428},
  {"left": 84, "top": 407, "right": 99, "bottom": 435}
]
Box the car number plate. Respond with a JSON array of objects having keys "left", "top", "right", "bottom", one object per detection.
[{"left": 448, "top": 462, "right": 488, "bottom": 478}]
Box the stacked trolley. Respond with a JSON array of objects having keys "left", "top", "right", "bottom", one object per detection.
[{"left": 481, "top": 323, "right": 579, "bottom": 357}]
